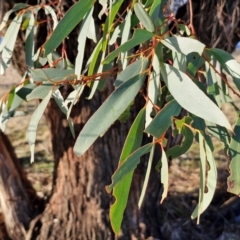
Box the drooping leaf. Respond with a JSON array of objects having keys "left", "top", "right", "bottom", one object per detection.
[
  {"left": 206, "top": 48, "right": 240, "bottom": 93},
  {"left": 161, "top": 63, "right": 232, "bottom": 131},
  {"left": 103, "top": 29, "right": 154, "bottom": 64},
  {"left": 134, "top": 3, "right": 155, "bottom": 32},
  {"left": 0, "top": 14, "right": 23, "bottom": 74},
  {"left": 227, "top": 116, "right": 240, "bottom": 195},
  {"left": 26, "top": 83, "right": 54, "bottom": 101},
  {"left": 162, "top": 36, "right": 205, "bottom": 56},
  {"left": 53, "top": 89, "right": 75, "bottom": 138},
  {"left": 145, "top": 99, "right": 181, "bottom": 138},
  {"left": 102, "top": 0, "right": 124, "bottom": 51},
  {"left": 160, "top": 145, "right": 169, "bottom": 203},
  {"left": 25, "top": 13, "right": 35, "bottom": 68},
  {"left": 191, "top": 134, "right": 217, "bottom": 223},
  {"left": 138, "top": 142, "right": 155, "bottom": 208},
  {"left": 27, "top": 90, "right": 52, "bottom": 163},
  {"left": 107, "top": 143, "right": 154, "bottom": 192},
  {"left": 109, "top": 107, "right": 146, "bottom": 234},
  {"left": 0, "top": 3, "right": 28, "bottom": 31},
  {"left": 75, "top": 6, "right": 94, "bottom": 77},
  {"left": 29, "top": 68, "right": 75, "bottom": 83},
  {"left": 74, "top": 58, "right": 149, "bottom": 156},
  {"left": 43, "top": 0, "right": 94, "bottom": 56}
]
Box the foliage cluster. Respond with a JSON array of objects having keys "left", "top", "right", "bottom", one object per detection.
[{"left": 1, "top": 0, "right": 240, "bottom": 234}]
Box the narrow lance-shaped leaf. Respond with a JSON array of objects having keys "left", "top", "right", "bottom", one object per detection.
[
  {"left": 75, "top": 6, "right": 94, "bottom": 78},
  {"left": 138, "top": 142, "right": 155, "bottom": 208},
  {"left": 206, "top": 48, "right": 240, "bottom": 93},
  {"left": 103, "top": 29, "right": 154, "bottom": 64},
  {"left": 27, "top": 90, "right": 52, "bottom": 163},
  {"left": 191, "top": 133, "right": 206, "bottom": 224},
  {"left": 109, "top": 107, "right": 146, "bottom": 234},
  {"left": 107, "top": 143, "right": 154, "bottom": 192},
  {"left": 161, "top": 36, "right": 205, "bottom": 56},
  {"left": 192, "top": 134, "right": 217, "bottom": 222},
  {"left": 0, "top": 14, "right": 23, "bottom": 74},
  {"left": 227, "top": 116, "right": 240, "bottom": 195},
  {"left": 43, "top": 0, "right": 94, "bottom": 56},
  {"left": 74, "top": 58, "right": 149, "bottom": 156},
  {"left": 161, "top": 63, "right": 232, "bottom": 131},
  {"left": 160, "top": 145, "right": 169, "bottom": 203},
  {"left": 134, "top": 3, "right": 155, "bottom": 32}
]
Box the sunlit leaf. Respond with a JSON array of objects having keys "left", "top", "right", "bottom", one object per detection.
[
  {"left": 161, "top": 63, "right": 232, "bottom": 131},
  {"left": 160, "top": 145, "right": 168, "bottom": 203},
  {"left": 134, "top": 3, "right": 155, "bottom": 32},
  {"left": 103, "top": 29, "right": 154, "bottom": 64},
  {"left": 43, "top": 0, "right": 94, "bottom": 56},
  {"left": 27, "top": 90, "right": 52, "bottom": 163},
  {"left": 162, "top": 36, "right": 205, "bottom": 56},
  {"left": 74, "top": 58, "right": 149, "bottom": 156}
]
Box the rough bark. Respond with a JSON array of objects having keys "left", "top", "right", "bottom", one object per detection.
[{"left": 0, "top": 132, "right": 42, "bottom": 240}]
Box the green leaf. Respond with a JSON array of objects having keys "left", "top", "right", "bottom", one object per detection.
[
  {"left": 29, "top": 68, "right": 75, "bottom": 83},
  {"left": 160, "top": 145, "right": 169, "bottom": 203},
  {"left": 115, "top": 59, "right": 147, "bottom": 87},
  {"left": 134, "top": 3, "right": 155, "bottom": 32},
  {"left": 0, "top": 14, "right": 23, "bottom": 74},
  {"left": 103, "top": 29, "right": 154, "bottom": 64},
  {"left": 161, "top": 63, "right": 232, "bottom": 131},
  {"left": 107, "top": 143, "right": 154, "bottom": 192},
  {"left": 109, "top": 107, "right": 145, "bottom": 234},
  {"left": 0, "top": 3, "right": 28, "bottom": 31},
  {"left": 53, "top": 89, "right": 75, "bottom": 138},
  {"left": 27, "top": 90, "right": 52, "bottom": 163},
  {"left": 227, "top": 116, "right": 240, "bottom": 195},
  {"left": 43, "top": 0, "right": 94, "bottom": 56},
  {"left": 75, "top": 6, "right": 94, "bottom": 77},
  {"left": 26, "top": 83, "right": 54, "bottom": 101},
  {"left": 138, "top": 142, "right": 155, "bottom": 208},
  {"left": 161, "top": 36, "right": 205, "bottom": 56},
  {"left": 191, "top": 134, "right": 217, "bottom": 223},
  {"left": 206, "top": 48, "right": 240, "bottom": 92},
  {"left": 166, "top": 118, "right": 194, "bottom": 159},
  {"left": 102, "top": 0, "right": 124, "bottom": 51},
  {"left": 74, "top": 58, "right": 149, "bottom": 156},
  {"left": 25, "top": 13, "right": 35, "bottom": 68},
  {"left": 145, "top": 99, "right": 181, "bottom": 138}
]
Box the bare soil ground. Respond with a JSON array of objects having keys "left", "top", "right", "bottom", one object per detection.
[{"left": 1, "top": 54, "right": 240, "bottom": 239}]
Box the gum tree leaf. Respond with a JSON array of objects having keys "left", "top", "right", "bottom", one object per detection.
[
  {"left": 162, "top": 36, "right": 205, "bottom": 56},
  {"left": 27, "top": 90, "right": 52, "bottom": 163},
  {"left": 160, "top": 145, "right": 169, "bottom": 203},
  {"left": 228, "top": 116, "right": 240, "bottom": 195},
  {"left": 74, "top": 58, "right": 149, "bottom": 156},
  {"left": 134, "top": 3, "right": 155, "bottom": 32},
  {"left": 43, "top": 0, "right": 94, "bottom": 56},
  {"left": 206, "top": 48, "right": 240, "bottom": 92},
  {"left": 109, "top": 107, "right": 145, "bottom": 234},
  {"left": 145, "top": 99, "right": 181, "bottom": 138},
  {"left": 107, "top": 143, "right": 154, "bottom": 192},
  {"left": 103, "top": 29, "right": 154, "bottom": 64},
  {"left": 161, "top": 63, "right": 232, "bottom": 131}
]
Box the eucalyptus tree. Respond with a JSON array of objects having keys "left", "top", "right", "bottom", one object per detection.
[{"left": 0, "top": 1, "right": 240, "bottom": 239}]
